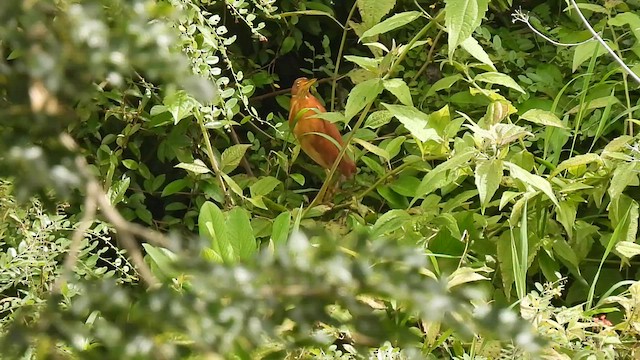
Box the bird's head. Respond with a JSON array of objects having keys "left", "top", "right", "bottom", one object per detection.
[{"left": 291, "top": 77, "right": 317, "bottom": 95}]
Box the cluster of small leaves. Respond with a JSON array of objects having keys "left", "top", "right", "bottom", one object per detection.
[
  {"left": 0, "top": 181, "right": 136, "bottom": 333},
  {"left": 1, "top": 232, "right": 541, "bottom": 359}
]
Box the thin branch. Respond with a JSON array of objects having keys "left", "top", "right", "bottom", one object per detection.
[
  {"left": 59, "top": 133, "right": 171, "bottom": 288},
  {"left": 331, "top": 1, "right": 358, "bottom": 112},
  {"left": 53, "top": 186, "right": 97, "bottom": 293},
  {"left": 512, "top": 9, "right": 595, "bottom": 47}
]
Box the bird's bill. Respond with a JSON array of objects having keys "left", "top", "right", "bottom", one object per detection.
[{"left": 302, "top": 78, "right": 317, "bottom": 91}]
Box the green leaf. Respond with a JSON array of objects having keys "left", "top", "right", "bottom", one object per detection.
[
  {"left": 609, "top": 12, "right": 640, "bottom": 42},
  {"left": 198, "top": 201, "right": 234, "bottom": 264},
  {"left": 161, "top": 179, "right": 189, "bottom": 197},
  {"left": 415, "top": 149, "right": 476, "bottom": 199},
  {"left": 357, "top": 0, "right": 397, "bottom": 27},
  {"left": 142, "top": 244, "right": 178, "bottom": 279},
  {"left": 344, "top": 55, "right": 381, "bottom": 73},
  {"left": 345, "top": 78, "right": 383, "bottom": 121},
  {"left": 225, "top": 207, "right": 257, "bottom": 261},
  {"left": 475, "top": 72, "right": 525, "bottom": 94},
  {"left": 221, "top": 144, "right": 251, "bottom": 173},
  {"left": 164, "top": 90, "right": 197, "bottom": 124},
  {"left": 122, "top": 159, "right": 138, "bottom": 170},
  {"left": 389, "top": 175, "right": 420, "bottom": 197},
  {"left": 475, "top": 159, "right": 502, "bottom": 212},
  {"left": 353, "top": 138, "right": 390, "bottom": 161},
  {"left": 445, "top": 0, "right": 490, "bottom": 58},
  {"left": 108, "top": 176, "right": 130, "bottom": 206},
  {"left": 609, "top": 162, "right": 638, "bottom": 201},
  {"left": 550, "top": 154, "right": 601, "bottom": 178},
  {"left": 615, "top": 241, "right": 640, "bottom": 260},
  {"left": 572, "top": 41, "right": 609, "bottom": 72},
  {"left": 383, "top": 78, "right": 413, "bottom": 106},
  {"left": 552, "top": 238, "right": 581, "bottom": 274},
  {"left": 519, "top": 109, "right": 567, "bottom": 129},
  {"left": 290, "top": 173, "right": 305, "bottom": 186},
  {"left": 175, "top": 159, "right": 211, "bottom": 174},
  {"left": 360, "top": 11, "right": 422, "bottom": 39},
  {"left": 506, "top": 162, "right": 559, "bottom": 206},
  {"left": 427, "top": 75, "right": 464, "bottom": 96},
  {"left": 281, "top": 36, "right": 296, "bottom": 55},
  {"left": 371, "top": 209, "right": 412, "bottom": 238},
  {"left": 250, "top": 176, "right": 281, "bottom": 197},
  {"left": 460, "top": 36, "right": 495, "bottom": 70},
  {"left": 382, "top": 103, "right": 442, "bottom": 143},
  {"left": 313, "top": 111, "right": 347, "bottom": 124},
  {"left": 364, "top": 110, "right": 394, "bottom": 129},
  {"left": 271, "top": 211, "right": 291, "bottom": 245}
]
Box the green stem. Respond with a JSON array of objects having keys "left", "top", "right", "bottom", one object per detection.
[
  {"left": 197, "top": 110, "right": 234, "bottom": 206},
  {"left": 330, "top": 2, "right": 358, "bottom": 112}
]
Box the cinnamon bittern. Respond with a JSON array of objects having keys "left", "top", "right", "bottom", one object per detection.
[{"left": 288, "top": 77, "right": 356, "bottom": 179}]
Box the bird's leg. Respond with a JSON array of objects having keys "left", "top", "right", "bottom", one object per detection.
[{"left": 320, "top": 169, "right": 340, "bottom": 204}]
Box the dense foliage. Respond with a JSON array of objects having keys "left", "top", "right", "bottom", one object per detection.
[{"left": 2, "top": 0, "right": 640, "bottom": 358}]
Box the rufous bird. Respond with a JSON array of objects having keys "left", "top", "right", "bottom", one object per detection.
[{"left": 288, "top": 77, "right": 356, "bottom": 179}]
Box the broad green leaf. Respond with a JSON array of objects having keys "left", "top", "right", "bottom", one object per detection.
[
  {"left": 371, "top": 209, "right": 412, "bottom": 238},
  {"left": 161, "top": 179, "right": 190, "bottom": 197},
  {"left": 445, "top": 0, "right": 490, "bottom": 58},
  {"left": 164, "top": 90, "right": 197, "bottom": 124},
  {"left": 175, "top": 159, "right": 211, "bottom": 174},
  {"left": 475, "top": 72, "right": 525, "bottom": 94},
  {"left": 122, "top": 159, "right": 138, "bottom": 170},
  {"left": 447, "top": 266, "right": 491, "bottom": 289},
  {"left": 389, "top": 175, "right": 420, "bottom": 197},
  {"left": 345, "top": 78, "right": 383, "bottom": 121},
  {"left": 566, "top": 96, "right": 620, "bottom": 115},
  {"left": 142, "top": 243, "right": 178, "bottom": 279},
  {"left": 506, "top": 162, "right": 559, "bottom": 206},
  {"left": 415, "top": 149, "right": 476, "bottom": 199},
  {"left": 550, "top": 154, "right": 601, "bottom": 178},
  {"left": 353, "top": 138, "right": 390, "bottom": 161},
  {"left": 344, "top": 55, "right": 382, "bottom": 73},
  {"left": 271, "top": 211, "right": 291, "bottom": 245},
  {"left": 313, "top": 111, "right": 347, "bottom": 124},
  {"left": 382, "top": 103, "right": 442, "bottom": 143},
  {"left": 199, "top": 201, "right": 234, "bottom": 264},
  {"left": 475, "top": 159, "right": 503, "bottom": 212},
  {"left": 496, "top": 232, "right": 514, "bottom": 299},
  {"left": 108, "top": 176, "right": 130, "bottom": 206},
  {"left": 357, "top": 0, "right": 397, "bottom": 27},
  {"left": 360, "top": 11, "right": 421, "bottom": 39},
  {"left": 221, "top": 144, "right": 251, "bottom": 173},
  {"left": 226, "top": 207, "right": 257, "bottom": 261},
  {"left": 222, "top": 173, "right": 244, "bottom": 197},
  {"left": 609, "top": 12, "right": 640, "bottom": 41},
  {"left": 572, "top": 41, "right": 610, "bottom": 72},
  {"left": 570, "top": 3, "right": 607, "bottom": 13},
  {"left": 383, "top": 136, "right": 406, "bottom": 159},
  {"left": 556, "top": 201, "right": 577, "bottom": 237},
  {"left": 281, "top": 36, "right": 295, "bottom": 55},
  {"left": 290, "top": 173, "right": 305, "bottom": 185},
  {"left": 427, "top": 75, "right": 464, "bottom": 97},
  {"left": 364, "top": 110, "right": 394, "bottom": 129},
  {"left": 615, "top": 241, "right": 640, "bottom": 260},
  {"left": 460, "top": 36, "right": 495, "bottom": 70},
  {"left": 609, "top": 162, "right": 638, "bottom": 200},
  {"left": 250, "top": 176, "right": 281, "bottom": 197},
  {"left": 519, "top": 109, "right": 567, "bottom": 129},
  {"left": 552, "top": 238, "right": 581, "bottom": 274},
  {"left": 383, "top": 78, "right": 413, "bottom": 106}
]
